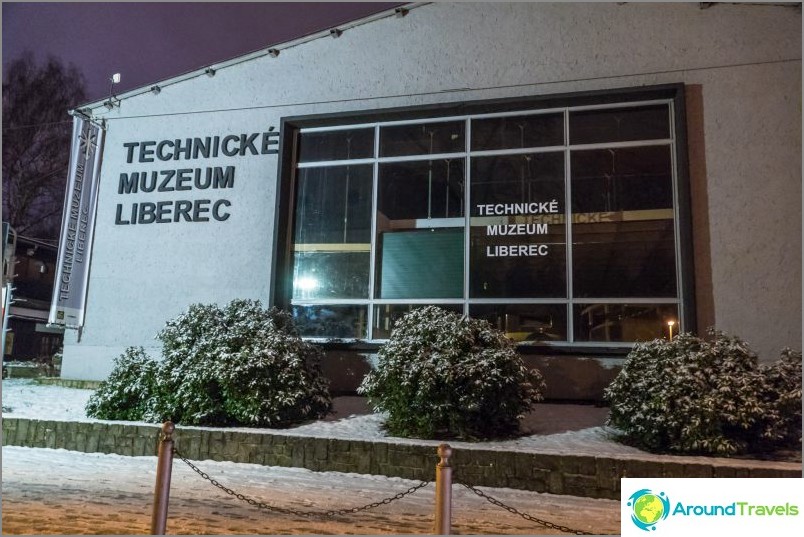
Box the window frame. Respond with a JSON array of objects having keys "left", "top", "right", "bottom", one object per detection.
[{"left": 273, "top": 83, "right": 695, "bottom": 353}]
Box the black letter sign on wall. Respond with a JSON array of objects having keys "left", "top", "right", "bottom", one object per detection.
[{"left": 114, "top": 130, "right": 278, "bottom": 225}]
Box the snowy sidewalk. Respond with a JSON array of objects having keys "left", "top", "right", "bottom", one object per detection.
[
  {"left": 1, "top": 445, "right": 620, "bottom": 535},
  {"left": 2, "top": 379, "right": 625, "bottom": 534}
]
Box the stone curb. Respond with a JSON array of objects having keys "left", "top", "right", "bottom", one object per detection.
[{"left": 2, "top": 417, "right": 799, "bottom": 500}]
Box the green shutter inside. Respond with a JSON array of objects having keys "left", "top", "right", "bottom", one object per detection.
[{"left": 379, "top": 228, "right": 464, "bottom": 299}]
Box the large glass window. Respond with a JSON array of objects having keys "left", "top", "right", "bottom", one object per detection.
[{"left": 284, "top": 95, "right": 686, "bottom": 346}]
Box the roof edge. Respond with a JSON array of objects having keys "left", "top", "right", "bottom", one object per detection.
[{"left": 73, "top": 3, "right": 426, "bottom": 115}]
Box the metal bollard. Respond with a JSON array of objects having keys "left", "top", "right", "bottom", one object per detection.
[
  {"left": 434, "top": 443, "right": 453, "bottom": 535},
  {"left": 151, "top": 421, "right": 175, "bottom": 535}
]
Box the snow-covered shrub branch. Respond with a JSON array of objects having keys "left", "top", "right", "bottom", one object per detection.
[
  {"left": 604, "top": 329, "right": 802, "bottom": 455},
  {"left": 86, "top": 300, "right": 331, "bottom": 427},
  {"left": 358, "top": 306, "right": 544, "bottom": 440}
]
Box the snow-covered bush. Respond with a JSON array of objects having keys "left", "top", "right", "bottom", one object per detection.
[
  {"left": 147, "top": 299, "right": 331, "bottom": 426},
  {"left": 87, "top": 300, "right": 331, "bottom": 427},
  {"left": 358, "top": 306, "right": 544, "bottom": 439},
  {"left": 86, "top": 347, "right": 157, "bottom": 421},
  {"left": 761, "top": 348, "right": 802, "bottom": 447},
  {"left": 605, "top": 330, "right": 801, "bottom": 455}
]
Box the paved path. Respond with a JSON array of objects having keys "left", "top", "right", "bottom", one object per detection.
[{"left": 1, "top": 446, "right": 620, "bottom": 535}]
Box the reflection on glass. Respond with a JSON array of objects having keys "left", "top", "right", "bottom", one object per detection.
[
  {"left": 292, "top": 305, "right": 367, "bottom": 339},
  {"left": 571, "top": 146, "right": 672, "bottom": 213},
  {"left": 573, "top": 303, "right": 678, "bottom": 342},
  {"left": 293, "top": 252, "right": 369, "bottom": 299},
  {"left": 373, "top": 304, "right": 463, "bottom": 339},
  {"left": 380, "top": 121, "right": 465, "bottom": 157},
  {"left": 470, "top": 303, "right": 567, "bottom": 343},
  {"left": 298, "top": 128, "right": 374, "bottom": 162},
  {"left": 569, "top": 105, "right": 670, "bottom": 145},
  {"left": 378, "top": 160, "right": 464, "bottom": 221},
  {"left": 572, "top": 220, "right": 677, "bottom": 298},
  {"left": 471, "top": 113, "right": 563, "bottom": 151},
  {"left": 470, "top": 231, "right": 566, "bottom": 298},
  {"left": 294, "top": 165, "right": 372, "bottom": 243},
  {"left": 470, "top": 152, "right": 566, "bottom": 298},
  {"left": 292, "top": 165, "right": 372, "bottom": 299},
  {"left": 471, "top": 152, "right": 564, "bottom": 206},
  {"left": 571, "top": 145, "right": 676, "bottom": 298}
]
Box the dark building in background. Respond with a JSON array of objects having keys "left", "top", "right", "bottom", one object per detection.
[{"left": 2, "top": 233, "right": 63, "bottom": 364}]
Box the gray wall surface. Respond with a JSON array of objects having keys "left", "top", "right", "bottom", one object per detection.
[{"left": 61, "top": 2, "right": 802, "bottom": 381}]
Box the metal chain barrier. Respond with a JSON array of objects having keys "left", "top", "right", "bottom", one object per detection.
[
  {"left": 174, "top": 447, "right": 430, "bottom": 518},
  {"left": 458, "top": 482, "right": 595, "bottom": 535}
]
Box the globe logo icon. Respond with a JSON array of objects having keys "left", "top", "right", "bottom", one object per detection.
[{"left": 627, "top": 489, "right": 670, "bottom": 531}]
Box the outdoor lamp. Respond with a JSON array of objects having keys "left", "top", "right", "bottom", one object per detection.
[{"left": 106, "top": 72, "right": 121, "bottom": 109}]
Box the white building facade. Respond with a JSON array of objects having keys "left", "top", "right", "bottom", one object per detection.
[{"left": 59, "top": 3, "right": 802, "bottom": 399}]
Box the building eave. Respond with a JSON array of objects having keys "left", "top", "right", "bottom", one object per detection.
[{"left": 72, "top": 3, "right": 425, "bottom": 116}]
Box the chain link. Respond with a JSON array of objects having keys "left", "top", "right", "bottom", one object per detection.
[
  {"left": 174, "top": 447, "right": 595, "bottom": 533},
  {"left": 174, "top": 448, "right": 430, "bottom": 518},
  {"left": 458, "top": 483, "right": 595, "bottom": 535}
]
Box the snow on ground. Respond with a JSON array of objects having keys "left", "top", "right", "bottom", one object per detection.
[
  {"left": 1, "top": 380, "right": 626, "bottom": 534},
  {"left": 1, "top": 445, "right": 620, "bottom": 535},
  {"left": 1, "top": 379, "right": 647, "bottom": 457}
]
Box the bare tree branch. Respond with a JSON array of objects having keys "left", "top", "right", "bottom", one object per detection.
[{"left": 3, "top": 53, "right": 87, "bottom": 240}]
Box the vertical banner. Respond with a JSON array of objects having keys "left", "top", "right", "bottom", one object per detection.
[{"left": 49, "top": 116, "right": 105, "bottom": 328}]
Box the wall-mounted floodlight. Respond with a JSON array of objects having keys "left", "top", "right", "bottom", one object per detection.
[
  {"left": 205, "top": 67, "right": 216, "bottom": 77},
  {"left": 268, "top": 48, "right": 280, "bottom": 58},
  {"left": 106, "top": 72, "right": 122, "bottom": 109},
  {"left": 330, "top": 28, "right": 342, "bottom": 38},
  {"left": 150, "top": 85, "right": 161, "bottom": 95},
  {"left": 395, "top": 7, "right": 408, "bottom": 17}
]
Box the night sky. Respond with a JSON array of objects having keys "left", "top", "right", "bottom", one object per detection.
[{"left": 2, "top": 2, "right": 400, "bottom": 104}]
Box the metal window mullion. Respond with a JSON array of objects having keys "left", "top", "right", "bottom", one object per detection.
[
  {"left": 373, "top": 298, "right": 467, "bottom": 305},
  {"left": 291, "top": 299, "right": 371, "bottom": 305},
  {"left": 467, "top": 298, "right": 570, "bottom": 305},
  {"left": 469, "top": 146, "right": 565, "bottom": 158},
  {"left": 568, "top": 139, "right": 673, "bottom": 151},
  {"left": 462, "top": 107, "right": 567, "bottom": 120},
  {"left": 564, "top": 108, "right": 574, "bottom": 344},
  {"left": 297, "top": 158, "right": 375, "bottom": 169},
  {"left": 669, "top": 100, "right": 684, "bottom": 332},
  {"left": 376, "top": 152, "right": 467, "bottom": 164},
  {"left": 300, "top": 122, "right": 379, "bottom": 133},
  {"left": 367, "top": 125, "right": 381, "bottom": 340},
  {"left": 567, "top": 99, "right": 673, "bottom": 113},
  {"left": 464, "top": 118, "right": 471, "bottom": 316},
  {"left": 375, "top": 115, "right": 472, "bottom": 128},
  {"left": 572, "top": 298, "right": 680, "bottom": 304}
]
